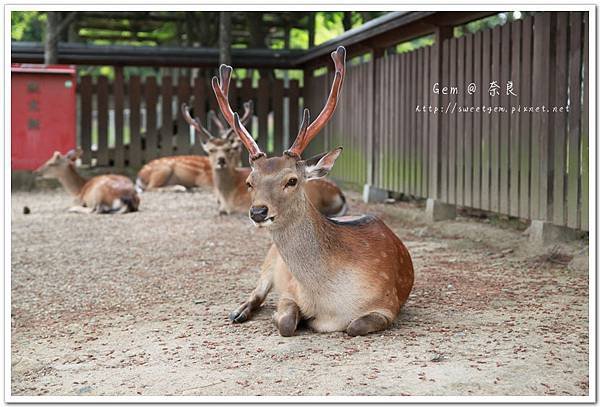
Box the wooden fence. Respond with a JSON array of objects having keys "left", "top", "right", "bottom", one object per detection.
[
  {"left": 304, "top": 11, "right": 589, "bottom": 231},
  {"left": 77, "top": 11, "right": 588, "bottom": 231},
  {"left": 79, "top": 74, "right": 301, "bottom": 167}
]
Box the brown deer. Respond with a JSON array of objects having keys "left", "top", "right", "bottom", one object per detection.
[
  {"left": 135, "top": 105, "right": 252, "bottom": 193},
  {"left": 212, "top": 46, "right": 414, "bottom": 336},
  {"left": 182, "top": 103, "right": 347, "bottom": 217},
  {"left": 35, "top": 149, "right": 139, "bottom": 214}
]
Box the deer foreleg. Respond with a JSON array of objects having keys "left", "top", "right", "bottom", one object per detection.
[{"left": 229, "top": 244, "right": 277, "bottom": 323}]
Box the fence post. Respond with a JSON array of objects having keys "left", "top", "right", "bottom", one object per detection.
[
  {"left": 429, "top": 25, "right": 453, "bottom": 201},
  {"left": 425, "top": 25, "right": 455, "bottom": 221},
  {"left": 363, "top": 47, "right": 388, "bottom": 203}
]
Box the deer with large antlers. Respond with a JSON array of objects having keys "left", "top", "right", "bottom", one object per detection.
[
  {"left": 35, "top": 149, "right": 140, "bottom": 214},
  {"left": 212, "top": 46, "right": 414, "bottom": 336},
  {"left": 135, "top": 107, "right": 253, "bottom": 193},
  {"left": 182, "top": 102, "right": 347, "bottom": 217}
]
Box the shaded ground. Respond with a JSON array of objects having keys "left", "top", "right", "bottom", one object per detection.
[{"left": 11, "top": 188, "right": 589, "bottom": 397}]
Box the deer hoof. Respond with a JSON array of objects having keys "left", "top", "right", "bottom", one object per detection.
[{"left": 229, "top": 303, "right": 251, "bottom": 323}]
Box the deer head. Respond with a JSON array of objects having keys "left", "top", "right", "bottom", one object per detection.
[
  {"left": 34, "top": 148, "right": 82, "bottom": 178},
  {"left": 182, "top": 101, "right": 253, "bottom": 170},
  {"left": 211, "top": 46, "right": 346, "bottom": 227}
]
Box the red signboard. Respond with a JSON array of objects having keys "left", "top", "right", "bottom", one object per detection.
[{"left": 11, "top": 64, "right": 77, "bottom": 170}]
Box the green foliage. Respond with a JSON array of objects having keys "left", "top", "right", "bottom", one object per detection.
[
  {"left": 11, "top": 11, "right": 45, "bottom": 41},
  {"left": 454, "top": 11, "right": 527, "bottom": 37}
]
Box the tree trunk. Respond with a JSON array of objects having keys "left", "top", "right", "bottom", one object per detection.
[
  {"left": 307, "top": 12, "right": 316, "bottom": 48},
  {"left": 343, "top": 12, "right": 353, "bottom": 31},
  {"left": 247, "top": 12, "right": 272, "bottom": 79},
  {"left": 219, "top": 12, "right": 232, "bottom": 66},
  {"left": 44, "top": 11, "right": 77, "bottom": 65},
  {"left": 44, "top": 12, "right": 60, "bottom": 64}
]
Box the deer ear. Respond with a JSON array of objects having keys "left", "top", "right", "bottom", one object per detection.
[
  {"left": 65, "top": 149, "right": 80, "bottom": 161},
  {"left": 303, "top": 147, "right": 342, "bottom": 179}
]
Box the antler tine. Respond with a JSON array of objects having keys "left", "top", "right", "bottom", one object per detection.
[
  {"left": 212, "top": 65, "right": 264, "bottom": 160},
  {"left": 240, "top": 100, "right": 254, "bottom": 126},
  {"left": 181, "top": 103, "right": 214, "bottom": 139},
  {"left": 287, "top": 46, "right": 346, "bottom": 157},
  {"left": 207, "top": 110, "right": 225, "bottom": 132}
]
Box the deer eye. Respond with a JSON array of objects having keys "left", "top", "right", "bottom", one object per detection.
[{"left": 285, "top": 177, "right": 298, "bottom": 188}]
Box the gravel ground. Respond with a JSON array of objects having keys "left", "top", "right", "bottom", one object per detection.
[{"left": 11, "top": 188, "right": 589, "bottom": 397}]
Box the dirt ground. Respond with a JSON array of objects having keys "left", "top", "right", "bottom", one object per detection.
[{"left": 10, "top": 187, "right": 589, "bottom": 397}]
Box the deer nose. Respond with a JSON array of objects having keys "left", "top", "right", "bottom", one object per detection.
[
  {"left": 217, "top": 157, "right": 226, "bottom": 166},
  {"left": 249, "top": 205, "right": 269, "bottom": 222}
]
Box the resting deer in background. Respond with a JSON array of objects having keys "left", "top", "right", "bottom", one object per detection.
[
  {"left": 35, "top": 149, "right": 139, "bottom": 214},
  {"left": 182, "top": 103, "right": 348, "bottom": 217},
  {"left": 135, "top": 105, "right": 252, "bottom": 193},
  {"left": 212, "top": 46, "right": 414, "bottom": 336}
]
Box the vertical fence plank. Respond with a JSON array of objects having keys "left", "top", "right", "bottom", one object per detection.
[
  {"left": 456, "top": 36, "right": 465, "bottom": 206},
  {"left": 96, "top": 76, "right": 109, "bottom": 166},
  {"left": 129, "top": 75, "right": 142, "bottom": 167},
  {"left": 567, "top": 12, "right": 583, "bottom": 228},
  {"left": 272, "top": 79, "right": 284, "bottom": 154},
  {"left": 80, "top": 76, "right": 92, "bottom": 165},
  {"left": 420, "top": 47, "right": 432, "bottom": 197},
  {"left": 192, "top": 76, "right": 207, "bottom": 155},
  {"left": 519, "top": 17, "right": 533, "bottom": 220},
  {"left": 257, "top": 78, "right": 269, "bottom": 153},
  {"left": 448, "top": 39, "right": 457, "bottom": 204},
  {"left": 288, "top": 79, "right": 299, "bottom": 151},
  {"left": 581, "top": 12, "right": 589, "bottom": 230},
  {"left": 113, "top": 68, "right": 125, "bottom": 168},
  {"left": 440, "top": 39, "right": 450, "bottom": 202},
  {"left": 145, "top": 76, "right": 159, "bottom": 161},
  {"left": 176, "top": 76, "right": 191, "bottom": 155},
  {"left": 464, "top": 34, "right": 474, "bottom": 208},
  {"left": 481, "top": 29, "right": 492, "bottom": 211},
  {"left": 473, "top": 32, "right": 482, "bottom": 209},
  {"left": 531, "top": 13, "right": 552, "bottom": 220},
  {"left": 398, "top": 53, "right": 406, "bottom": 194},
  {"left": 161, "top": 76, "right": 173, "bottom": 156},
  {"left": 415, "top": 49, "right": 423, "bottom": 197},
  {"left": 388, "top": 57, "right": 394, "bottom": 191},
  {"left": 499, "top": 24, "right": 511, "bottom": 215},
  {"left": 490, "top": 27, "right": 501, "bottom": 213},
  {"left": 509, "top": 21, "right": 522, "bottom": 217},
  {"left": 552, "top": 14, "right": 569, "bottom": 225}
]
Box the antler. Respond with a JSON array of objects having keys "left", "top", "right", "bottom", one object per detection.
[
  {"left": 211, "top": 66, "right": 265, "bottom": 161},
  {"left": 286, "top": 46, "right": 346, "bottom": 158},
  {"left": 240, "top": 100, "right": 254, "bottom": 126},
  {"left": 207, "top": 110, "right": 225, "bottom": 133},
  {"left": 181, "top": 103, "right": 214, "bottom": 140}
]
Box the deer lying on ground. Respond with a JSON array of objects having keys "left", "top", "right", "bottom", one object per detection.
[
  {"left": 212, "top": 46, "right": 414, "bottom": 336},
  {"left": 182, "top": 103, "right": 347, "bottom": 217},
  {"left": 135, "top": 105, "right": 252, "bottom": 193},
  {"left": 35, "top": 149, "right": 139, "bottom": 214}
]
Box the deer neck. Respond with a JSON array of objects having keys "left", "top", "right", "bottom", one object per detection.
[
  {"left": 57, "top": 165, "right": 87, "bottom": 196},
  {"left": 269, "top": 193, "right": 333, "bottom": 288},
  {"left": 213, "top": 166, "right": 241, "bottom": 198}
]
